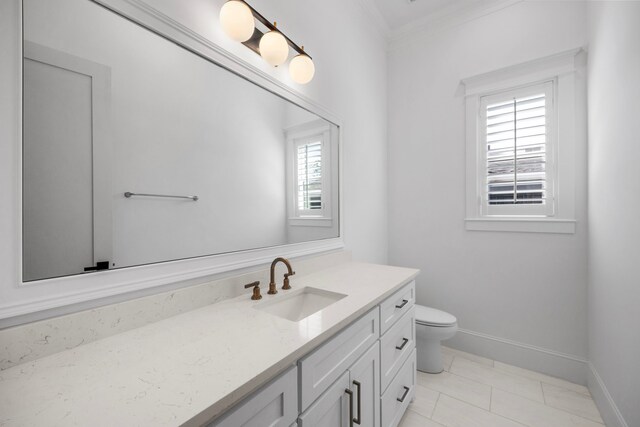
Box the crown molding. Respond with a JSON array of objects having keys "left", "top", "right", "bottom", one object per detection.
[
  {"left": 388, "top": 0, "right": 523, "bottom": 51},
  {"left": 345, "top": 0, "right": 524, "bottom": 52},
  {"left": 353, "top": 0, "right": 391, "bottom": 41}
]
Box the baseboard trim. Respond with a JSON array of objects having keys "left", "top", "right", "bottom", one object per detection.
[
  {"left": 588, "top": 362, "right": 629, "bottom": 427},
  {"left": 446, "top": 328, "right": 588, "bottom": 385}
]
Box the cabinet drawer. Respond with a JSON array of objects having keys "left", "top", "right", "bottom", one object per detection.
[
  {"left": 379, "top": 281, "right": 415, "bottom": 334},
  {"left": 209, "top": 366, "right": 298, "bottom": 427},
  {"left": 380, "top": 349, "right": 416, "bottom": 427},
  {"left": 380, "top": 307, "right": 415, "bottom": 393},
  {"left": 299, "top": 308, "right": 379, "bottom": 412}
]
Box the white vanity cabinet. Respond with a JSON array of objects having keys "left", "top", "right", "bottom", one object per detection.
[
  {"left": 209, "top": 280, "right": 417, "bottom": 427},
  {"left": 208, "top": 366, "right": 298, "bottom": 427},
  {"left": 298, "top": 280, "right": 416, "bottom": 427}
]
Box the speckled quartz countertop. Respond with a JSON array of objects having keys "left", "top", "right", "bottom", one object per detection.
[{"left": 0, "top": 262, "right": 418, "bottom": 426}]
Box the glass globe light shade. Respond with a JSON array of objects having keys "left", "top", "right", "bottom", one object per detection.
[
  {"left": 219, "top": 0, "right": 254, "bottom": 42},
  {"left": 289, "top": 54, "right": 315, "bottom": 84},
  {"left": 259, "top": 30, "right": 289, "bottom": 67}
]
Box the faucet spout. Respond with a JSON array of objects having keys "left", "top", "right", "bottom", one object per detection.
[{"left": 268, "top": 257, "right": 295, "bottom": 294}]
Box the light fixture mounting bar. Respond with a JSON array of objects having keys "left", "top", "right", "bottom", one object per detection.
[{"left": 238, "top": 0, "right": 311, "bottom": 59}]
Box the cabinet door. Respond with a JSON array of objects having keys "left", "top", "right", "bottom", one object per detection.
[
  {"left": 348, "top": 341, "right": 380, "bottom": 427},
  {"left": 210, "top": 366, "right": 298, "bottom": 427},
  {"left": 299, "top": 372, "right": 350, "bottom": 427}
]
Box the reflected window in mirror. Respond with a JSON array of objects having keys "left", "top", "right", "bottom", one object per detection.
[{"left": 286, "top": 121, "right": 335, "bottom": 228}]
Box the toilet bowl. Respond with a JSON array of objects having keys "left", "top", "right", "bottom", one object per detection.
[{"left": 415, "top": 304, "right": 457, "bottom": 374}]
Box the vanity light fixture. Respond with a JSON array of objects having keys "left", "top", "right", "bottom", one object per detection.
[{"left": 219, "top": 0, "right": 315, "bottom": 84}]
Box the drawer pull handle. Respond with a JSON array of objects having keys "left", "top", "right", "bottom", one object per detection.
[
  {"left": 396, "top": 338, "right": 409, "bottom": 351},
  {"left": 395, "top": 299, "right": 409, "bottom": 309},
  {"left": 345, "top": 388, "right": 354, "bottom": 427},
  {"left": 397, "top": 386, "right": 410, "bottom": 403},
  {"left": 353, "top": 380, "right": 362, "bottom": 425}
]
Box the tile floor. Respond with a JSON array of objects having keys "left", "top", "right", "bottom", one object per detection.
[{"left": 399, "top": 347, "right": 605, "bottom": 427}]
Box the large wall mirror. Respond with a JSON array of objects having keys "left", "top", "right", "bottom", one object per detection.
[{"left": 22, "top": 0, "right": 340, "bottom": 282}]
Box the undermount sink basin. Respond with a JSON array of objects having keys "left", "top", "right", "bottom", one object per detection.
[{"left": 255, "top": 287, "right": 347, "bottom": 322}]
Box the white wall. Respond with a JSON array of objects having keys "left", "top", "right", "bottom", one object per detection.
[
  {"left": 0, "top": 0, "right": 388, "bottom": 323},
  {"left": 387, "top": 0, "right": 589, "bottom": 382},
  {"left": 587, "top": 2, "right": 640, "bottom": 426}
]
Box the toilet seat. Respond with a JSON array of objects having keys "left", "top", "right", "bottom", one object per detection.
[{"left": 415, "top": 304, "right": 457, "bottom": 327}]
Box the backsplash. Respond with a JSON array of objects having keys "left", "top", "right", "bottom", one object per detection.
[{"left": 0, "top": 250, "right": 350, "bottom": 370}]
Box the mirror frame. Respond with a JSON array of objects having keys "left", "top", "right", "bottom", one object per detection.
[{"left": 0, "top": 0, "right": 343, "bottom": 320}]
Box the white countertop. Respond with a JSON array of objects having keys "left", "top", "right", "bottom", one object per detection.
[{"left": 0, "top": 262, "right": 418, "bottom": 426}]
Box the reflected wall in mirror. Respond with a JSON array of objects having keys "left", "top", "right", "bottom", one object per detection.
[{"left": 22, "top": 0, "right": 339, "bottom": 282}]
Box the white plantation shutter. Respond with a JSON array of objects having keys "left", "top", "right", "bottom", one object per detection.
[
  {"left": 481, "top": 81, "right": 555, "bottom": 216},
  {"left": 296, "top": 140, "right": 323, "bottom": 213}
]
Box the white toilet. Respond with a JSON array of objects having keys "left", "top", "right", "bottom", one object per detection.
[{"left": 415, "top": 304, "right": 458, "bottom": 373}]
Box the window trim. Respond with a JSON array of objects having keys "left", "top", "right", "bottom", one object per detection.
[{"left": 463, "top": 48, "right": 583, "bottom": 234}]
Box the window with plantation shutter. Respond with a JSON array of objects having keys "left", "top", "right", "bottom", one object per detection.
[
  {"left": 296, "top": 140, "right": 323, "bottom": 213},
  {"left": 480, "top": 81, "right": 555, "bottom": 216},
  {"left": 464, "top": 50, "right": 582, "bottom": 234},
  {"left": 286, "top": 120, "right": 334, "bottom": 226}
]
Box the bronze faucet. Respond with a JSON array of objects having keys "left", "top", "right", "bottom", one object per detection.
[
  {"left": 268, "top": 257, "right": 295, "bottom": 294},
  {"left": 244, "top": 281, "right": 262, "bottom": 300}
]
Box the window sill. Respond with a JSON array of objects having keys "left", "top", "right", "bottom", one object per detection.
[
  {"left": 465, "top": 218, "right": 576, "bottom": 234},
  {"left": 289, "top": 217, "right": 333, "bottom": 227}
]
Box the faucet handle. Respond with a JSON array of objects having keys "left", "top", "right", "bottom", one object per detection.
[
  {"left": 282, "top": 271, "right": 296, "bottom": 290},
  {"left": 244, "top": 281, "right": 262, "bottom": 300}
]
